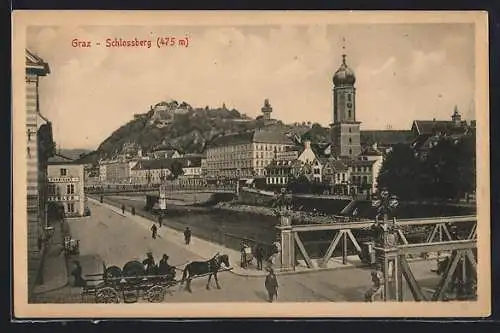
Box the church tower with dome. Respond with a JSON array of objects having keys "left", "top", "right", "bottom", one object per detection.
[{"left": 330, "top": 54, "right": 361, "bottom": 158}]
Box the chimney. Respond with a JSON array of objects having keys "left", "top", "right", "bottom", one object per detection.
[{"left": 304, "top": 140, "right": 311, "bottom": 149}]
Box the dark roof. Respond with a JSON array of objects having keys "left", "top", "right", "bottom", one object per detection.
[
  {"left": 412, "top": 120, "right": 468, "bottom": 136},
  {"left": 209, "top": 128, "right": 294, "bottom": 147},
  {"left": 153, "top": 149, "right": 179, "bottom": 158},
  {"left": 361, "top": 146, "right": 383, "bottom": 156},
  {"left": 323, "top": 160, "right": 349, "bottom": 172},
  {"left": 311, "top": 143, "right": 333, "bottom": 158},
  {"left": 26, "top": 49, "right": 50, "bottom": 75},
  {"left": 48, "top": 155, "right": 86, "bottom": 165},
  {"left": 132, "top": 156, "right": 201, "bottom": 170},
  {"left": 360, "top": 130, "right": 413, "bottom": 146}
]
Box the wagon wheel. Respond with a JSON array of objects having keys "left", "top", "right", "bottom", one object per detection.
[
  {"left": 95, "top": 286, "right": 119, "bottom": 303},
  {"left": 145, "top": 285, "right": 166, "bottom": 303}
]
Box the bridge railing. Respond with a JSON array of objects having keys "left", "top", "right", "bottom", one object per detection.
[
  {"left": 276, "top": 215, "right": 477, "bottom": 270},
  {"left": 85, "top": 184, "right": 237, "bottom": 194}
]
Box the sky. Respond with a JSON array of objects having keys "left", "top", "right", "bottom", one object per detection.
[{"left": 27, "top": 23, "right": 475, "bottom": 150}]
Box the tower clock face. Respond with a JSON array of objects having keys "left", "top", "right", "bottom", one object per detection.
[{"left": 347, "top": 103, "right": 353, "bottom": 108}]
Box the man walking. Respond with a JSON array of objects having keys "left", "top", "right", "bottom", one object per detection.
[
  {"left": 151, "top": 224, "right": 158, "bottom": 239},
  {"left": 184, "top": 227, "right": 191, "bottom": 245},
  {"left": 265, "top": 267, "right": 278, "bottom": 302},
  {"left": 256, "top": 245, "right": 264, "bottom": 270},
  {"left": 121, "top": 204, "right": 125, "bottom": 215}
]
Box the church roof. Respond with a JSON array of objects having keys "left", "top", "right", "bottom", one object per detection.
[{"left": 333, "top": 54, "right": 356, "bottom": 86}]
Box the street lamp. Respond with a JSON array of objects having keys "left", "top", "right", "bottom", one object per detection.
[{"left": 367, "top": 188, "right": 401, "bottom": 302}]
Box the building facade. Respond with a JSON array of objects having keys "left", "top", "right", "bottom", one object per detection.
[
  {"left": 26, "top": 49, "right": 55, "bottom": 294},
  {"left": 47, "top": 162, "right": 87, "bottom": 217},
  {"left": 330, "top": 54, "right": 361, "bottom": 158},
  {"left": 205, "top": 127, "right": 296, "bottom": 179}
]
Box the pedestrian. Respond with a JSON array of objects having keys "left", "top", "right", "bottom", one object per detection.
[
  {"left": 151, "top": 224, "right": 158, "bottom": 239},
  {"left": 256, "top": 245, "right": 264, "bottom": 270},
  {"left": 143, "top": 252, "right": 157, "bottom": 275},
  {"left": 240, "top": 242, "right": 247, "bottom": 268},
  {"left": 158, "top": 215, "right": 162, "bottom": 227},
  {"left": 184, "top": 227, "right": 191, "bottom": 245},
  {"left": 71, "top": 261, "right": 86, "bottom": 287},
  {"left": 264, "top": 267, "right": 278, "bottom": 302},
  {"left": 352, "top": 207, "right": 359, "bottom": 222},
  {"left": 121, "top": 204, "right": 125, "bottom": 215},
  {"left": 131, "top": 207, "right": 136, "bottom": 215}
]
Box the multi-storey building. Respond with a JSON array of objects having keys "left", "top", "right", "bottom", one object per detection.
[
  {"left": 26, "top": 49, "right": 55, "bottom": 295},
  {"left": 321, "top": 159, "right": 351, "bottom": 194},
  {"left": 47, "top": 161, "right": 87, "bottom": 217},
  {"left": 205, "top": 127, "right": 296, "bottom": 179}
]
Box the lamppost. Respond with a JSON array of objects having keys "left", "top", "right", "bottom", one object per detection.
[{"left": 368, "top": 188, "right": 401, "bottom": 301}]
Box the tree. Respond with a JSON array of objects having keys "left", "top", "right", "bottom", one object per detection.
[
  {"left": 169, "top": 161, "right": 184, "bottom": 179},
  {"left": 423, "top": 136, "right": 475, "bottom": 200},
  {"left": 377, "top": 143, "right": 422, "bottom": 200}
]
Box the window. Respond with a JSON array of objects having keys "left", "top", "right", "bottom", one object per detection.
[
  {"left": 349, "top": 138, "right": 352, "bottom": 144},
  {"left": 67, "top": 184, "right": 75, "bottom": 194},
  {"left": 60, "top": 168, "right": 67, "bottom": 176},
  {"left": 349, "top": 148, "right": 352, "bottom": 155},
  {"left": 342, "top": 173, "right": 346, "bottom": 181},
  {"left": 67, "top": 203, "right": 75, "bottom": 213},
  {"left": 48, "top": 185, "right": 56, "bottom": 195},
  {"left": 348, "top": 110, "right": 351, "bottom": 118},
  {"left": 363, "top": 176, "right": 368, "bottom": 184},
  {"left": 349, "top": 128, "right": 351, "bottom": 133},
  {"left": 347, "top": 94, "right": 352, "bottom": 102}
]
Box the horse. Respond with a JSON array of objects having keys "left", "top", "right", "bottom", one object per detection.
[{"left": 180, "top": 253, "right": 230, "bottom": 293}]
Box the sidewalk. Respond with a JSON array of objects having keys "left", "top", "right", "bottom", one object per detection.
[{"left": 32, "top": 221, "right": 69, "bottom": 295}]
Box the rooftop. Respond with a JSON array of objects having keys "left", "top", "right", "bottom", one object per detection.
[
  {"left": 208, "top": 127, "right": 295, "bottom": 148},
  {"left": 360, "top": 130, "right": 413, "bottom": 147}
]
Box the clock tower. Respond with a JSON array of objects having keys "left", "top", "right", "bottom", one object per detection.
[{"left": 330, "top": 54, "right": 361, "bottom": 157}]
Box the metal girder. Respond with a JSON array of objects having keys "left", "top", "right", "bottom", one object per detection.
[
  {"left": 397, "top": 229, "right": 409, "bottom": 245},
  {"left": 468, "top": 223, "right": 477, "bottom": 240},
  {"left": 465, "top": 249, "right": 477, "bottom": 271},
  {"left": 294, "top": 232, "right": 314, "bottom": 269},
  {"left": 399, "top": 256, "right": 428, "bottom": 301},
  {"left": 398, "top": 239, "right": 476, "bottom": 255},
  {"left": 426, "top": 224, "right": 439, "bottom": 243},
  {"left": 346, "top": 229, "right": 362, "bottom": 253},
  {"left": 286, "top": 215, "right": 476, "bottom": 232},
  {"left": 432, "top": 250, "right": 462, "bottom": 301},
  {"left": 320, "top": 231, "right": 343, "bottom": 268}
]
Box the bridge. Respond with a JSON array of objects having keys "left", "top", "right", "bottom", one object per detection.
[
  {"left": 276, "top": 214, "right": 477, "bottom": 301},
  {"left": 277, "top": 214, "right": 477, "bottom": 269},
  {"left": 85, "top": 184, "right": 237, "bottom": 195}
]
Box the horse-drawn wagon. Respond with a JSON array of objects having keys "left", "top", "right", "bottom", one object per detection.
[{"left": 81, "top": 253, "right": 232, "bottom": 303}]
